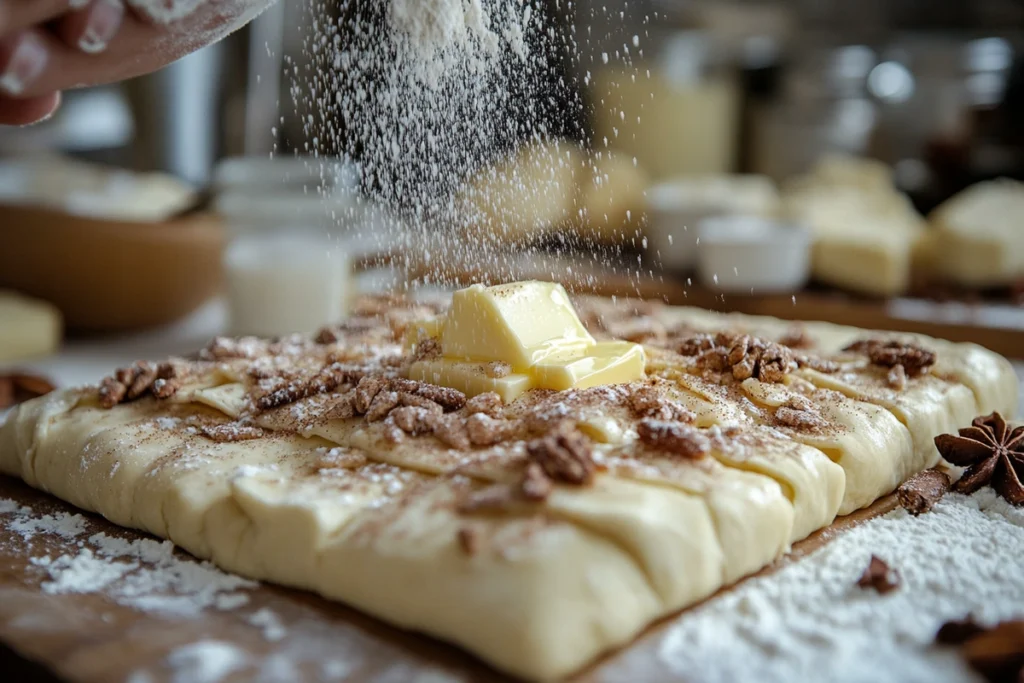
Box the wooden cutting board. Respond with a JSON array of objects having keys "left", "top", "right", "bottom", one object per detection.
[{"left": 0, "top": 476, "right": 900, "bottom": 683}]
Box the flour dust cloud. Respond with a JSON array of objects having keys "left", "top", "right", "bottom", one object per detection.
[{"left": 279, "top": 0, "right": 654, "bottom": 293}]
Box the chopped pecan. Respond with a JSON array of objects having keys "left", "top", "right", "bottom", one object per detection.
[
  {"left": 313, "top": 448, "right": 367, "bottom": 471},
  {"left": 520, "top": 462, "right": 554, "bottom": 501},
  {"left": 526, "top": 427, "right": 596, "bottom": 486},
  {"left": 466, "top": 413, "right": 509, "bottom": 447},
  {"left": 98, "top": 361, "right": 166, "bottom": 408},
  {"left": 627, "top": 385, "right": 695, "bottom": 423},
  {"left": 465, "top": 392, "right": 503, "bottom": 418},
  {"left": 677, "top": 333, "right": 716, "bottom": 357},
  {"left": 126, "top": 362, "right": 158, "bottom": 400},
  {"left": 391, "top": 379, "right": 466, "bottom": 412},
  {"left": 354, "top": 375, "right": 387, "bottom": 414},
  {"left": 200, "top": 422, "right": 266, "bottom": 443},
  {"left": 795, "top": 355, "right": 840, "bottom": 374},
  {"left": 845, "top": 339, "right": 936, "bottom": 377},
  {"left": 200, "top": 336, "right": 260, "bottom": 360},
  {"left": 896, "top": 469, "right": 951, "bottom": 515},
  {"left": 758, "top": 344, "right": 795, "bottom": 383},
  {"left": 636, "top": 420, "right": 710, "bottom": 458},
  {"left": 432, "top": 415, "right": 471, "bottom": 450},
  {"left": 397, "top": 392, "right": 444, "bottom": 414},
  {"left": 775, "top": 405, "right": 828, "bottom": 432},
  {"left": 365, "top": 390, "right": 400, "bottom": 422},
  {"left": 98, "top": 376, "right": 128, "bottom": 408},
  {"left": 856, "top": 555, "right": 900, "bottom": 594},
  {"left": 391, "top": 406, "right": 438, "bottom": 435}
]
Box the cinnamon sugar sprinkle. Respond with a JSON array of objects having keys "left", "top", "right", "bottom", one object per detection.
[{"left": 80, "top": 294, "right": 942, "bottom": 523}]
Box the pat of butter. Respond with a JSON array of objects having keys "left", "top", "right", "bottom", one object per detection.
[{"left": 408, "top": 281, "right": 645, "bottom": 401}]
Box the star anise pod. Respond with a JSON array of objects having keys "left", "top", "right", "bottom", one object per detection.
[{"left": 934, "top": 412, "right": 1024, "bottom": 505}]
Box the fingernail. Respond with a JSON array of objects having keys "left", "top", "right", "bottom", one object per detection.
[
  {"left": 23, "top": 93, "right": 62, "bottom": 127},
  {"left": 0, "top": 34, "right": 48, "bottom": 96},
  {"left": 79, "top": 0, "right": 124, "bottom": 55}
]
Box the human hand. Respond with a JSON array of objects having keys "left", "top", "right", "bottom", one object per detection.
[{"left": 0, "top": 0, "right": 273, "bottom": 126}]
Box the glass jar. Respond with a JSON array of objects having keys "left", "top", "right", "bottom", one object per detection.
[{"left": 213, "top": 157, "right": 360, "bottom": 338}]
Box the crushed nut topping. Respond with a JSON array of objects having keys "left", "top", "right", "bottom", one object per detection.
[
  {"left": 627, "top": 385, "right": 695, "bottom": 423},
  {"left": 677, "top": 333, "right": 798, "bottom": 383},
  {"left": 794, "top": 355, "right": 840, "bottom": 374},
  {"left": 465, "top": 392, "right": 503, "bottom": 418},
  {"left": 774, "top": 405, "right": 829, "bottom": 432},
  {"left": 255, "top": 363, "right": 362, "bottom": 412},
  {"left": 526, "top": 427, "right": 597, "bottom": 487},
  {"left": 636, "top": 420, "right": 710, "bottom": 458},
  {"left": 99, "top": 361, "right": 177, "bottom": 408},
  {"left": 432, "top": 415, "right": 471, "bottom": 450},
  {"left": 200, "top": 422, "right": 266, "bottom": 443},
  {"left": 466, "top": 413, "right": 509, "bottom": 447},
  {"left": 391, "top": 406, "right": 437, "bottom": 436},
  {"left": 856, "top": 555, "right": 900, "bottom": 594},
  {"left": 896, "top": 469, "right": 951, "bottom": 515},
  {"left": 520, "top": 462, "right": 554, "bottom": 501},
  {"left": 0, "top": 372, "right": 56, "bottom": 410},
  {"left": 844, "top": 339, "right": 936, "bottom": 378},
  {"left": 365, "top": 391, "right": 400, "bottom": 422}
]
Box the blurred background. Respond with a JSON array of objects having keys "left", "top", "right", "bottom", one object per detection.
[{"left": 1, "top": 0, "right": 1023, "bottom": 396}]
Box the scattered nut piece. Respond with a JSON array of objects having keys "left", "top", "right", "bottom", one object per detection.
[
  {"left": 636, "top": 420, "right": 710, "bottom": 458},
  {"left": 896, "top": 469, "right": 951, "bottom": 515},
  {"left": 465, "top": 392, "right": 503, "bottom": 418},
  {"left": 856, "top": 555, "right": 900, "bottom": 594}
]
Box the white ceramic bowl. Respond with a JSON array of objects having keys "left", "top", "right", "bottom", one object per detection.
[
  {"left": 696, "top": 215, "right": 811, "bottom": 294},
  {"left": 644, "top": 175, "right": 780, "bottom": 271}
]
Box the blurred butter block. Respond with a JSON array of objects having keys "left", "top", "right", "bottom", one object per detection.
[
  {"left": 929, "top": 179, "right": 1024, "bottom": 288},
  {"left": 578, "top": 150, "right": 649, "bottom": 243},
  {"left": 645, "top": 174, "right": 779, "bottom": 271},
  {"left": 459, "top": 141, "right": 581, "bottom": 242},
  {"left": 0, "top": 290, "right": 62, "bottom": 362},
  {"left": 783, "top": 157, "right": 927, "bottom": 298}
]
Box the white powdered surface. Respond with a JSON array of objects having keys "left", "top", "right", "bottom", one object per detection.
[
  {"left": 166, "top": 641, "right": 249, "bottom": 683},
  {"left": 4, "top": 486, "right": 1023, "bottom": 681},
  {"left": 598, "top": 490, "right": 1024, "bottom": 683}
]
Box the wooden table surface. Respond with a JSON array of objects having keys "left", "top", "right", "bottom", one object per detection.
[{"left": 0, "top": 476, "right": 900, "bottom": 683}]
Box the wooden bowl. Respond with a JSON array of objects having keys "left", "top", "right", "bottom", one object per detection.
[{"left": 0, "top": 204, "right": 225, "bottom": 333}]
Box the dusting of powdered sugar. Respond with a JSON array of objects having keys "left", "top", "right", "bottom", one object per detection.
[
  {"left": 248, "top": 607, "right": 287, "bottom": 642},
  {"left": 1, "top": 500, "right": 257, "bottom": 617},
  {"left": 166, "top": 641, "right": 249, "bottom": 683},
  {"left": 597, "top": 489, "right": 1024, "bottom": 683}
]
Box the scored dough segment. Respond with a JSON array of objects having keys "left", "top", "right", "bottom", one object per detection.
[{"left": 0, "top": 288, "right": 1017, "bottom": 682}]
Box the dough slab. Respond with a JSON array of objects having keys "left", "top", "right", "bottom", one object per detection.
[{"left": 1, "top": 294, "right": 1017, "bottom": 681}]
